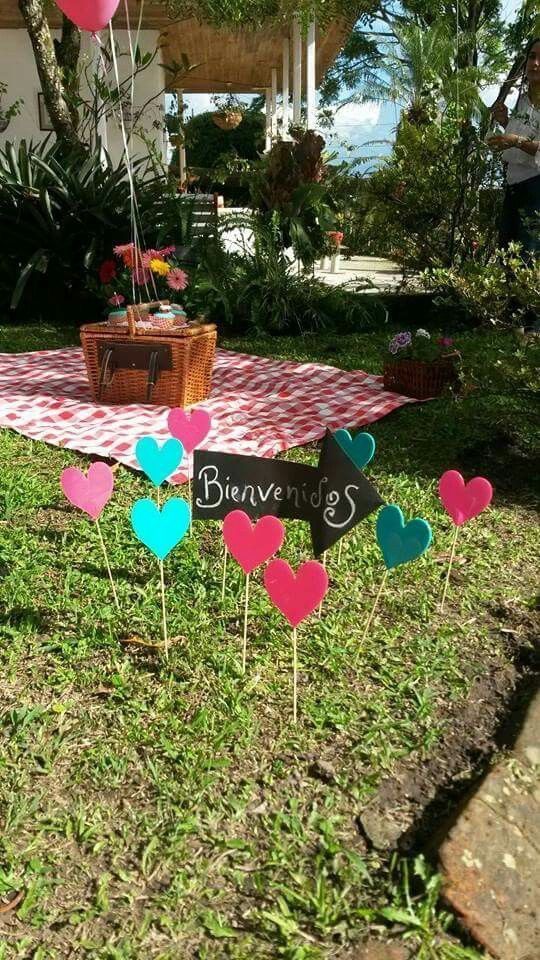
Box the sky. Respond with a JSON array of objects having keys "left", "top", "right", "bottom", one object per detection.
[{"left": 181, "top": 0, "right": 524, "bottom": 169}]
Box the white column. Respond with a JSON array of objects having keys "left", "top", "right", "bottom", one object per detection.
[
  {"left": 265, "top": 88, "right": 272, "bottom": 151},
  {"left": 271, "top": 67, "right": 278, "bottom": 138},
  {"left": 282, "top": 36, "right": 290, "bottom": 138},
  {"left": 292, "top": 17, "right": 302, "bottom": 125},
  {"left": 306, "top": 18, "right": 316, "bottom": 130}
]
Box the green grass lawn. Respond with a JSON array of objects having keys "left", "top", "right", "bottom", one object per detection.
[{"left": 0, "top": 322, "right": 538, "bottom": 959}]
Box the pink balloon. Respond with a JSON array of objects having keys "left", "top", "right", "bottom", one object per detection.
[
  {"left": 264, "top": 559, "right": 329, "bottom": 628},
  {"left": 223, "top": 510, "right": 285, "bottom": 575},
  {"left": 61, "top": 462, "right": 114, "bottom": 520},
  {"left": 168, "top": 407, "right": 212, "bottom": 454},
  {"left": 54, "top": 0, "right": 120, "bottom": 33},
  {"left": 439, "top": 470, "right": 493, "bottom": 526}
]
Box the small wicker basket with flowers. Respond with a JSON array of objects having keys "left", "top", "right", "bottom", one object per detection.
[
  {"left": 81, "top": 243, "right": 216, "bottom": 407},
  {"left": 383, "top": 329, "right": 460, "bottom": 400}
]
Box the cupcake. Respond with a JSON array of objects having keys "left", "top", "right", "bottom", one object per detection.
[
  {"left": 170, "top": 303, "right": 188, "bottom": 326},
  {"left": 152, "top": 305, "right": 175, "bottom": 329},
  {"left": 108, "top": 308, "right": 127, "bottom": 325}
]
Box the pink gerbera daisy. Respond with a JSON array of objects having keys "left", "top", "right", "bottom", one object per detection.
[
  {"left": 141, "top": 248, "right": 161, "bottom": 268},
  {"left": 113, "top": 243, "right": 136, "bottom": 268},
  {"left": 159, "top": 245, "right": 176, "bottom": 258},
  {"left": 133, "top": 265, "right": 152, "bottom": 286},
  {"left": 166, "top": 267, "right": 189, "bottom": 292}
]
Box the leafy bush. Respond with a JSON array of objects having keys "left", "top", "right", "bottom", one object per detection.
[
  {"left": 185, "top": 222, "right": 386, "bottom": 335},
  {"left": 423, "top": 244, "right": 540, "bottom": 327},
  {"left": 248, "top": 130, "right": 337, "bottom": 265},
  {"left": 360, "top": 117, "right": 500, "bottom": 271},
  {"left": 0, "top": 139, "right": 203, "bottom": 322}
]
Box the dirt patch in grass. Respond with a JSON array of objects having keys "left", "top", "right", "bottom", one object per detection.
[{"left": 359, "top": 597, "right": 539, "bottom": 854}]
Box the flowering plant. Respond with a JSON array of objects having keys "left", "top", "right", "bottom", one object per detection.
[
  {"left": 95, "top": 243, "right": 189, "bottom": 309},
  {"left": 387, "top": 328, "right": 456, "bottom": 362},
  {"left": 327, "top": 230, "right": 344, "bottom": 248}
]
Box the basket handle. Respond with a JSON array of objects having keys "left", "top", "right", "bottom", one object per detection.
[{"left": 126, "top": 300, "right": 171, "bottom": 338}]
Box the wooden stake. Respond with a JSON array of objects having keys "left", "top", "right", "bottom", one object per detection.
[
  {"left": 221, "top": 545, "right": 228, "bottom": 601},
  {"left": 440, "top": 525, "right": 459, "bottom": 613},
  {"left": 292, "top": 626, "right": 298, "bottom": 724},
  {"left": 337, "top": 539, "right": 343, "bottom": 565},
  {"left": 318, "top": 551, "right": 327, "bottom": 618},
  {"left": 242, "top": 572, "right": 250, "bottom": 674},
  {"left": 188, "top": 459, "right": 192, "bottom": 535},
  {"left": 159, "top": 559, "right": 169, "bottom": 661},
  {"left": 362, "top": 569, "right": 389, "bottom": 642},
  {"left": 95, "top": 518, "right": 120, "bottom": 610}
]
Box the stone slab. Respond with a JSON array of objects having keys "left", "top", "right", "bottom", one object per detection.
[{"left": 439, "top": 691, "right": 540, "bottom": 960}]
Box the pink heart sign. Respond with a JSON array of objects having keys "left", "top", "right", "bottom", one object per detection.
[
  {"left": 439, "top": 470, "right": 493, "bottom": 526},
  {"left": 264, "top": 559, "right": 329, "bottom": 628},
  {"left": 61, "top": 462, "right": 114, "bottom": 520},
  {"left": 223, "top": 510, "right": 285, "bottom": 575},
  {"left": 167, "top": 407, "right": 212, "bottom": 454}
]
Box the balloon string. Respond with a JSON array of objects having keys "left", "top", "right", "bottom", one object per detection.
[
  {"left": 109, "top": 17, "right": 155, "bottom": 304},
  {"left": 108, "top": 21, "right": 140, "bottom": 303},
  {"left": 121, "top": 0, "right": 159, "bottom": 303}
]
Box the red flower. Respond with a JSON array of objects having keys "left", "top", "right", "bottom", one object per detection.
[
  {"left": 327, "top": 231, "right": 344, "bottom": 247},
  {"left": 99, "top": 259, "right": 117, "bottom": 284}
]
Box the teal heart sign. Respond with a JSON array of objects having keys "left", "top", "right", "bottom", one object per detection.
[
  {"left": 131, "top": 498, "right": 190, "bottom": 560},
  {"left": 376, "top": 504, "right": 432, "bottom": 570},
  {"left": 334, "top": 429, "right": 376, "bottom": 470},
  {"left": 135, "top": 436, "right": 184, "bottom": 486}
]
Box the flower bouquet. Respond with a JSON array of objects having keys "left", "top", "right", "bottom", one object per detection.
[
  {"left": 383, "top": 329, "right": 460, "bottom": 399},
  {"left": 97, "top": 243, "right": 190, "bottom": 329}
]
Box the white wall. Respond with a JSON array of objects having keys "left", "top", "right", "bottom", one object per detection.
[{"left": 0, "top": 28, "right": 166, "bottom": 167}]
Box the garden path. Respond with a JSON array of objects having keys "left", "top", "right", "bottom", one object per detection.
[{"left": 314, "top": 255, "right": 419, "bottom": 291}]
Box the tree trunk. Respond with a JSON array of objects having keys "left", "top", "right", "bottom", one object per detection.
[
  {"left": 18, "top": 0, "right": 82, "bottom": 147},
  {"left": 54, "top": 15, "right": 81, "bottom": 129}
]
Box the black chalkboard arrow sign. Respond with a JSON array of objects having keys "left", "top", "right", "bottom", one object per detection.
[{"left": 193, "top": 431, "right": 384, "bottom": 556}]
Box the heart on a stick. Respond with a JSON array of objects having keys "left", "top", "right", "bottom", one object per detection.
[
  {"left": 168, "top": 407, "right": 212, "bottom": 454},
  {"left": 223, "top": 510, "right": 285, "bottom": 575},
  {"left": 264, "top": 559, "right": 329, "bottom": 628},
  {"left": 439, "top": 470, "right": 493, "bottom": 526},
  {"left": 61, "top": 462, "right": 114, "bottom": 520},
  {"left": 376, "top": 504, "right": 432, "bottom": 570},
  {"left": 131, "top": 498, "right": 190, "bottom": 560},
  {"left": 334, "top": 429, "right": 376, "bottom": 470},
  {"left": 135, "top": 436, "right": 184, "bottom": 486}
]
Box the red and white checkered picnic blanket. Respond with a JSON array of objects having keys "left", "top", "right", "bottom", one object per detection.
[{"left": 0, "top": 346, "right": 415, "bottom": 482}]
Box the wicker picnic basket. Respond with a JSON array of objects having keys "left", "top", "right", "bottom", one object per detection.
[
  {"left": 80, "top": 301, "right": 217, "bottom": 407},
  {"left": 383, "top": 355, "right": 459, "bottom": 400}
]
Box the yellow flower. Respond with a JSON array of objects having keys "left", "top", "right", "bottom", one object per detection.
[{"left": 149, "top": 258, "right": 170, "bottom": 276}]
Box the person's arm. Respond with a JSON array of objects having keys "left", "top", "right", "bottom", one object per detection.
[
  {"left": 515, "top": 136, "right": 540, "bottom": 158},
  {"left": 487, "top": 132, "right": 540, "bottom": 156}
]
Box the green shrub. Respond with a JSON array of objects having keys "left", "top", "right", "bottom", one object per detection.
[
  {"left": 185, "top": 222, "right": 386, "bottom": 335},
  {"left": 0, "top": 139, "right": 205, "bottom": 323},
  {"left": 423, "top": 244, "right": 540, "bottom": 326},
  {"left": 358, "top": 117, "right": 500, "bottom": 270}
]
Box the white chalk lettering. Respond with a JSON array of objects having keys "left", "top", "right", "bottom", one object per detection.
[
  {"left": 196, "top": 465, "right": 223, "bottom": 509},
  {"left": 323, "top": 484, "right": 359, "bottom": 529}
]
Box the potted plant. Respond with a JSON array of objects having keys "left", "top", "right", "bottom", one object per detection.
[
  {"left": 383, "top": 329, "right": 460, "bottom": 399},
  {"left": 211, "top": 92, "right": 244, "bottom": 131}
]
